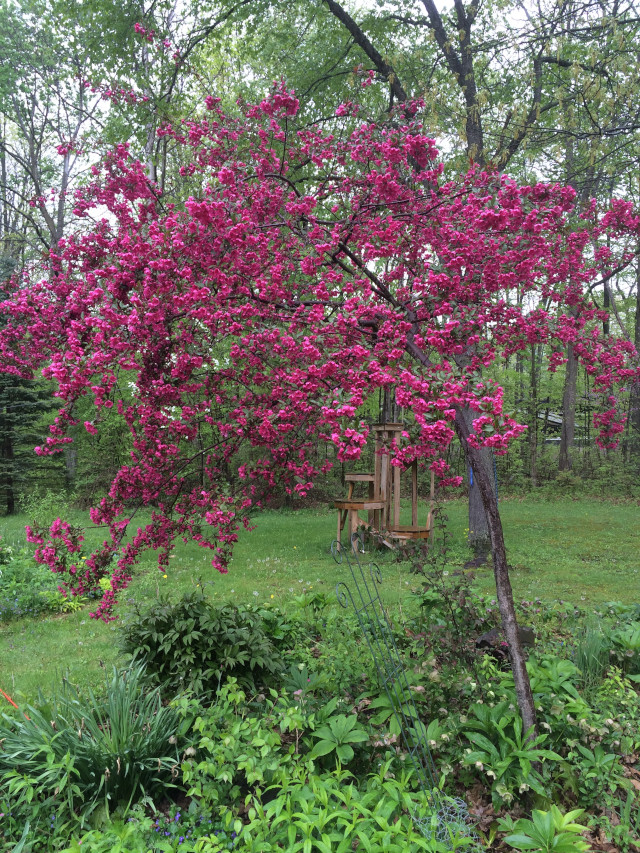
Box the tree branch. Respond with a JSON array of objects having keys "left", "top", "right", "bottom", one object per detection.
[{"left": 322, "top": 0, "right": 408, "bottom": 106}]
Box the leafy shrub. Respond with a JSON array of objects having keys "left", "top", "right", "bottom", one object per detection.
[
  {"left": 593, "top": 668, "right": 640, "bottom": 752},
  {"left": 609, "top": 622, "right": 640, "bottom": 675},
  {"left": 179, "top": 677, "right": 373, "bottom": 813},
  {"left": 0, "top": 545, "right": 76, "bottom": 622},
  {"left": 20, "top": 487, "right": 77, "bottom": 530},
  {"left": 180, "top": 677, "right": 477, "bottom": 853},
  {"left": 498, "top": 806, "right": 590, "bottom": 853},
  {"left": 0, "top": 664, "right": 185, "bottom": 832},
  {"left": 179, "top": 678, "right": 289, "bottom": 809},
  {"left": 461, "top": 700, "right": 561, "bottom": 806},
  {"left": 281, "top": 662, "right": 329, "bottom": 698},
  {"left": 63, "top": 767, "right": 476, "bottom": 853},
  {"left": 118, "top": 590, "right": 296, "bottom": 695},
  {"left": 566, "top": 743, "right": 627, "bottom": 807},
  {"left": 289, "top": 606, "right": 379, "bottom": 699},
  {"left": 309, "top": 711, "right": 369, "bottom": 764}
]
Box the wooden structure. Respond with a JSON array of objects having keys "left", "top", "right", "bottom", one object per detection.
[{"left": 334, "top": 423, "right": 435, "bottom": 550}]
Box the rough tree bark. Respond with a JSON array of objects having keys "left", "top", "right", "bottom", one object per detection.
[
  {"left": 529, "top": 344, "right": 539, "bottom": 488},
  {"left": 559, "top": 342, "right": 578, "bottom": 471},
  {"left": 463, "top": 408, "right": 493, "bottom": 556},
  {"left": 405, "top": 335, "right": 537, "bottom": 733},
  {"left": 455, "top": 406, "right": 537, "bottom": 734},
  {"left": 630, "top": 255, "right": 640, "bottom": 466}
]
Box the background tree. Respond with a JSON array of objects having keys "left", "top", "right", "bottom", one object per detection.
[
  {"left": 0, "top": 0, "right": 108, "bottom": 259},
  {"left": 306, "top": 0, "right": 640, "bottom": 515}
]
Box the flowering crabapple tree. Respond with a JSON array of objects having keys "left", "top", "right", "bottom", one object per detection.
[{"left": 1, "top": 85, "right": 638, "bottom": 731}]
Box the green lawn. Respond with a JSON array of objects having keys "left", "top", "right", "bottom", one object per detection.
[{"left": 1, "top": 496, "right": 639, "bottom": 703}]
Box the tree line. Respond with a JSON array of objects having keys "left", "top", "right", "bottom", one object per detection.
[{"left": 1, "top": 0, "right": 640, "bottom": 520}]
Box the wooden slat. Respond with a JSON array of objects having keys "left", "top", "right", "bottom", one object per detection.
[
  {"left": 334, "top": 500, "right": 386, "bottom": 511},
  {"left": 388, "top": 531, "right": 431, "bottom": 541}
]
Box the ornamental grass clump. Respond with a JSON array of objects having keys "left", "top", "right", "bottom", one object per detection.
[{"left": 0, "top": 664, "right": 184, "bottom": 824}]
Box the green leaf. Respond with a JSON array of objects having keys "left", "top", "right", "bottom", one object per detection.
[
  {"left": 310, "top": 740, "right": 337, "bottom": 758},
  {"left": 503, "top": 832, "right": 542, "bottom": 850},
  {"left": 464, "top": 731, "right": 500, "bottom": 759},
  {"left": 336, "top": 744, "right": 355, "bottom": 763}
]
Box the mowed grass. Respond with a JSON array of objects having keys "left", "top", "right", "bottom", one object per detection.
[
  {"left": 484, "top": 496, "right": 640, "bottom": 604},
  {"left": 1, "top": 496, "right": 639, "bottom": 703}
]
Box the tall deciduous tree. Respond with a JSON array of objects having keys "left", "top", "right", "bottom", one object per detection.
[
  {"left": 0, "top": 0, "right": 107, "bottom": 259},
  {"left": 231, "top": 0, "right": 640, "bottom": 494},
  {"left": 0, "top": 91, "right": 637, "bottom": 729}
]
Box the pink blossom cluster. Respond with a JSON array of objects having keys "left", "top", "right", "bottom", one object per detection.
[
  {"left": 1, "top": 89, "right": 638, "bottom": 618},
  {"left": 134, "top": 22, "right": 155, "bottom": 42}
]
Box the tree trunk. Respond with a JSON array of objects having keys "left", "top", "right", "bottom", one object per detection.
[
  {"left": 559, "top": 343, "right": 578, "bottom": 471},
  {"left": 2, "top": 411, "right": 13, "bottom": 515},
  {"left": 467, "top": 441, "right": 492, "bottom": 557},
  {"left": 64, "top": 444, "right": 77, "bottom": 488},
  {"left": 462, "top": 400, "right": 492, "bottom": 556},
  {"left": 455, "top": 406, "right": 537, "bottom": 734},
  {"left": 629, "top": 255, "right": 640, "bottom": 468},
  {"left": 529, "top": 345, "right": 538, "bottom": 488}
]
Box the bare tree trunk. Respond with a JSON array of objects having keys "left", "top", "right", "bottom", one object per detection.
[
  {"left": 559, "top": 343, "right": 578, "bottom": 471},
  {"left": 455, "top": 406, "right": 537, "bottom": 734},
  {"left": 2, "top": 412, "right": 14, "bottom": 515},
  {"left": 630, "top": 257, "right": 640, "bottom": 468},
  {"left": 64, "top": 445, "right": 77, "bottom": 489},
  {"left": 460, "top": 402, "right": 492, "bottom": 555},
  {"left": 466, "top": 432, "right": 492, "bottom": 555},
  {"left": 529, "top": 345, "right": 538, "bottom": 487}
]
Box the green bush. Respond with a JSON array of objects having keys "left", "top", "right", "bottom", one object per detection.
[
  {"left": 177, "top": 678, "right": 475, "bottom": 853},
  {"left": 63, "top": 768, "right": 477, "bottom": 853},
  {"left": 609, "top": 622, "right": 640, "bottom": 675},
  {"left": 498, "top": 806, "right": 590, "bottom": 853},
  {"left": 0, "top": 664, "right": 185, "bottom": 836},
  {"left": 20, "top": 487, "right": 77, "bottom": 530},
  {"left": 461, "top": 699, "right": 561, "bottom": 807},
  {"left": 117, "top": 590, "right": 296, "bottom": 695},
  {"left": 0, "top": 545, "right": 73, "bottom": 622},
  {"left": 179, "top": 678, "right": 289, "bottom": 809}
]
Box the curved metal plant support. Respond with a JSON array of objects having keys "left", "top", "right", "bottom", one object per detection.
[{"left": 332, "top": 533, "right": 479, "bottom": 849}]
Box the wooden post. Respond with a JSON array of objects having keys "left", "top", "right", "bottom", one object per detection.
[
  {"left": 427, "top": 469, "right": 435, "bottom": 533},
  {"left": 393, "top": 462, "right": 401, "bottom": 529},
  {"left": 374, "top": 428, "right": 383, "bottom": 531}
]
